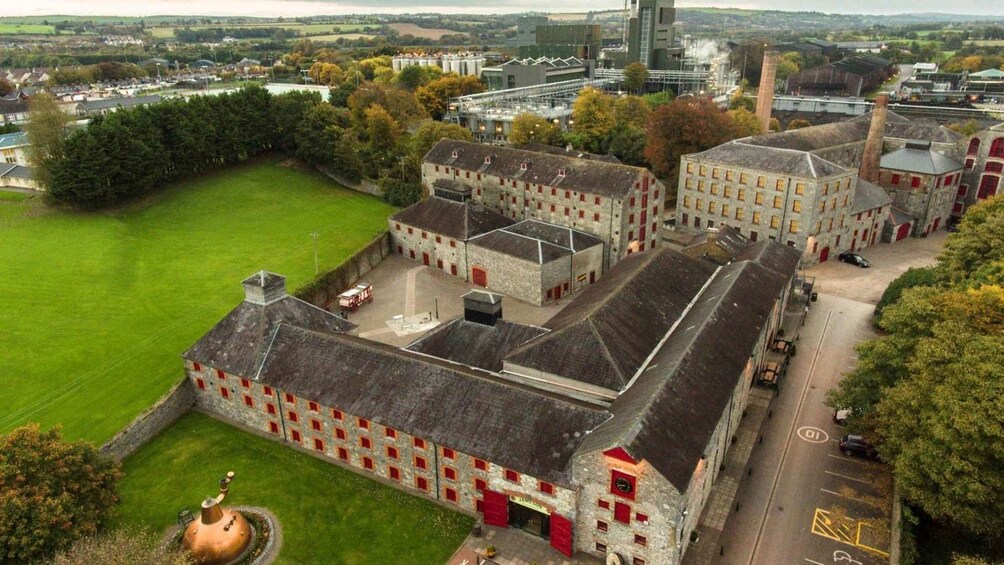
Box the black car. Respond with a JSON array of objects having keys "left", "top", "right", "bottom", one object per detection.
[
  {"left": 837, "top": 252, "right": 871, "bottom": 268},
  {"left": 839, "top": 435, "right": 878, "bottom": 458}
]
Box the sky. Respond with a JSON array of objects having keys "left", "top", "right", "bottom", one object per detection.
[{"left": 7, "top": 0, "right": 1000, "bottom": 17}]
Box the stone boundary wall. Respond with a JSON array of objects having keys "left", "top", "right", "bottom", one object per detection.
[
  {"left": 294, "top": 231, "right": 392, "bottom": 310},
  {"left": 100, "top": 377, "right": 196, "bottom": 460},
  {"left": 316, "top": 165, "right": 383, "bottom": 197}
]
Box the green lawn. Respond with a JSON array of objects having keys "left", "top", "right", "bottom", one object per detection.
[
  {"left": 114, "top": 412, "right": 473, "bottom": 564},
  {"left": 0, "top": 23, "right": 56, "bottom": 34},
  {"left": 150, "top": 23, "right": 375, "bottom": 39},
  {"left": 0, "top": 157, "right": 394, "bottom": 444}
]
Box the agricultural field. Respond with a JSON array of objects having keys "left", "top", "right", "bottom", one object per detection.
[
  {"left": 0, "top": 23, "right": 57, "bottom": 34},
  {"left": 388, "top": 22, "right": 464, "bottom": 40},
  {"left": 0, "top": 157, "right": 394, "bottom": 445},
  {"left": 312, "top": 33, "right": 378, "bottom": 42},
  {"left": 114, "top": 412, "right": 473, "bottom": 564},
  {"left": 148, "top": 23, "right": 375, "bottom": 39}
]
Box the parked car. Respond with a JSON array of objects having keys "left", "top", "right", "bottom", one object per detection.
[
  {"left": 833, "top": 408, "right": 853, "bottom": 425},
  {"left": 839, "top": 435, "right": 878, "bottom": 458},
  {"left": 837, "top": 252, "right": 871, "bottom": 268}
]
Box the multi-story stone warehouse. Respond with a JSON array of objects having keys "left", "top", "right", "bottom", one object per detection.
[
  {"left": 676, "top": 102, "right": 964, "bottom": 264},
  {"left": 877, "top": 141, "right": 963, "bottom": 237},
  {"left": 419, "top": 140, "right": 664, "bottom": 267},
  {"left": 958, "top": 122, "right": 1004, "bottom": 216},
  {"left": 185, "top": 241, "right": 801, "bottom": 565}
]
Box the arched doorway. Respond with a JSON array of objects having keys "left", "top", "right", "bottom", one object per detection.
[
  {"left": 896, "top": 223, "right": 911, "bottom": 241},
  {"left": 472, "top": 267, "right": 487, "bottom": 287},
  {"left": 819, "top": 247, "right": 830, "bottom": 262}
]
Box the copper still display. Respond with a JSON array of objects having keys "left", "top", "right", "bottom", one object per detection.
[{"left": 182, "top": 472, "right": 254, "bottom": 565}]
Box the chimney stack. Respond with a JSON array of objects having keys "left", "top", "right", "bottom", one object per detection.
[
  {"left": 755, "top": 51, "right": 779, "bottom": 133},
  {"left": 241, "top": 271, "right": 287, "bottom": 305},
  {"left": 859, "top": 95, "right": 889, "bottom": 183}
]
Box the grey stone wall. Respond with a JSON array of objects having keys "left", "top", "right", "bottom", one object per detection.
[
  {"left": 958, "top": 128, "right": 1003, "bottom": 213},
  {"left": 850, "top": 205, "right": 888, "bottom": 252},
  {"left": 100, "top": 377, "right": 196, "bottom": 460},
  {"left": 316, "top": 164, "right": 383, "bottom": 197},
  {"left": 294, "top": 231, "right": 390, "bottom": 310},
  {"left": 877, "top": 168, "right": 961, "bottom": 236},
  {"left": 467, "top": 244, "right": 548, "bottom": 306},
  {"left": 388, "top": 219, "right": 467, "bottom": 279}
]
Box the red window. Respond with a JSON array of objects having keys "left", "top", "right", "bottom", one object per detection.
[
  {"left": 267, "top": 403, "right": 276, "bottom": 415},
  {"left": 363, "top": 456, "right": 374, "bottom": 470},
  {"left": 564, "top": 207, "right": 570, "bottom": 216},
  {"left": 968, "top": 137, "right": 981, "bottom": 155},
  {"left": 596, "top": 543, "right": 607, "bottom": 553},
  {"left": 414, "top": 438, "right": 426, "bottom": 449},
  {"left": 990, "top": 138, "right": 1004, "bottom": 158},
  {"left": 598, "top": 500, "right": 610, "bottom": 509},
  {"left": 217, "top": 369, "right": 226, "bottom": 380},
  {"left": 313, "top": 438, "right": 324, "bottom": 451},
  {"left": 475, "top": 478, "right": 487, "bottom": 492},
  {"left": 442, "top": 447, "right": 455, "bottom": 459},
  {"left": 633, "top": 559, "right": 646, "bottom": 565},
  {"left": 614, "top": 501, "right": 631, "bottom": 524},
  {"left": 891, "top": 173, "right": 900, "bottom": 185},
  {"left": 284, "top": 392, "right": 295, "bottom": 404},
  {"left": 435, "top": 165, "right": 440, "bottom": 172},
  {"left": 269, "top": 422, "right": 279, "bottom": 434},
  {"left": 539, "top": 481, "right": 554, "bottom": 495},
  {"left": 630, "top": 197, "right": 636, "bottom": 207},
  {"left": 415, "top": 456, "right": 427, "bottom": 470},
  {"left": 416, "top": 477, "right": 429, "bottom": 491},
  {"left": 193, "top": 362, "right": 202, "bottom": 371},
  {"left": 594, "top": 213, "right": 600, "bottom": 221},
  {"left": 550, "top": 204, "right": 556, "bottom": 212},
  {"left": 445, "top": 467, "right": 457, "bottom": 481},
  {"left": 291, "top": 430, "right": 302, "bottom": 442},
  {"left": 610, "top": 470, "right": 637, "bottom": 500},
  {"left": 578, "top": 210, "right": 585, "bottom": 219},
  {"left": 196, "top": 378, "right": 206, "bottom": 390},
  {"left": 395, "top": 223, "right": 401, "bottom": 231},
  {"left": 338, "top": 447, "right": 348, "bottom": 460},
  {"left": 308, "top": 401, "right": 318, "bottom": 412},
  {"left": 474, "top": 459, "right": 488, "bottom": 471},
  {"left": 389, "top": 466, "right": 401, "bottom": 481},
  {"left": 595, "top": 196, "right": 601, "bottom": 205},
  {"left": 358, "top": 418, "right": 369, "bottom": 430},
  {"left": 911, "top": 176, "right": 921, "bottom": 188},
  {"left": 387, "top": 446, "right": 399, "bottom": 459},
  {"left": 564, "top": 190, "right": 571, "bottom": 199},
  {"left": 220, "top": 387, "right": 230, "bottom": 399},
  {"left": 450, "top": 240, "right": 456, "bottom": 248},
  {"left": 335, "top": 428, "right": 346, "bottom": 440},
  {"left": 551, "top": 188, "right": 557, "bottom": 196},
  {"left": 636, "top": 512, "right": 648, "bottom": 523},
  {"left": 360, "top": 437, "right": 371, "bottom": 449},
  {"left": 407, "top": 227, "right": 413, "bottom": 235},
  {"left": 311, "top": 419, "right": 321, "bottom": 431},
  {"left": 597, "top": 520, "right": 608, "bottom": 532},
  {"left": 634, "top": 534, "right": 647, "bottom": 546},
  {"left": 505, "top": 469, "right": 519, "bottom": 483},
  {"left": 332, "top": 409, "right": 343, "bottom": 420},
  {"left": 500, "top": 178, "right": 505, "bottom": 185},
  {"left": 288, "top": 411, "right": 299, "bottom": 423},
  {"left": 241, "top": 378, "right": 250, "bottom": 388},
  {"left": 385, "top": 427, "right": 397, "bottom": 439},
  {"left": 446, "top": 488, "right": 458, "bottom": 502},
  {"left": 435, "top": 235, "right": 441, "bottom": 244},
  {"left": 243, "top": 395, "right": 254, "bottom": 407},
  {"left": 450, "top": 264, "right": 458, "bottom": 276},
  {"left": 422, "top": 231, "right": 428, "bottom": 239}
]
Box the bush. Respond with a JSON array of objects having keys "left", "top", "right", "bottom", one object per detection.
[
  {"left": 52, "top": 529, "right": 192, "bottom": 565},
  {"left": 379, "top": 177, "right": 422, "bottom": 207},
  {"left": 874, "top": 266, "right": 941, "bottom": 323}
]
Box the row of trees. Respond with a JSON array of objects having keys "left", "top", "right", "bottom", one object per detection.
[{"left": 826, "top": 197, "right": 1004, "bottom": 561}]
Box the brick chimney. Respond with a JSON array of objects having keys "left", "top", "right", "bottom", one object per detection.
[
  {"left": 755, "top": 51, "right": 779, "bottom": 133},
  {"left": 859, "top": 95, "right": 889, "bottom": 183},
  {"left": 241, "top": 271, "right": 287, "bottom": 305}
]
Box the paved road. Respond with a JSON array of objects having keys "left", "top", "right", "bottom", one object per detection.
[
  {"left": 886, "top": 64, "right": 914, "bottom": 94},
  {"left": 710, "top": 235, "right": 947, "bottom": 565}
]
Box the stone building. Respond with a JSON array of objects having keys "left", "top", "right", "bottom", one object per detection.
[
  {"left": 958, "top": 122, "right": 1004, "bottom": 217},
  {"left": 185, "top": 241, "right": 802, "bottom": 565},
  {"left": 848, "top": 179, "right": 893, "bottom": 253},
  {"left": 877, "top": 141, "right": 964, "bottom": 236},
  {"left": 422, "top": 140, "right": 664, "bottom": 269},
  {"left": 676, "top": 108, "right": 964, "bottom": 264}
]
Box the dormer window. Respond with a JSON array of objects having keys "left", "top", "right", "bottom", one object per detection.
[
  {"left": 484, "top": 156, "right": 492, "bottom": 164},
  {"left": 520, "top": 162, "right": 528, "bottom": 171},
  {"left": 451, "top": 150, "right": 458, "bottom": 158},
  {"left": 558, "top": 168, "right": 566, "bottom": 177}
]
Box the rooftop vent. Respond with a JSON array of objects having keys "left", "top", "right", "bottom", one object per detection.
[
  {"left": 451, "top": 150, "right": 459, "bottom": 158},
  {"left": 241, "top": 271, "right": 287, "bottom": 305},
  {"left": 520, "top": 162, "right": 528, "bottom": 171},
  {"left": 462, "top": 290, "right": 503, "bottom": 326}
]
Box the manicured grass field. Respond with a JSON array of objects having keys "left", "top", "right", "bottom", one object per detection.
[
  {"left": 115, "top": 412, "right": 473, "bottom": 564},
  {"left": 0, "top": 157, "right": 394, "bottom": 444}
]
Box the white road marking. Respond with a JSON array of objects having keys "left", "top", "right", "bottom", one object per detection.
[
  {"left": 798, "top": 426, "right": 830, "bottom": 443},
  {"left": 805, "top": 559, "right": 826, "bottom": 565},
  {"left": 820, "top": 488, "right": 870, "bottom": 504},
  {"left": 827, "top": 453, "right": 867, "bottom": 464},
  {"left": 825, "top": 470, "right": 871, "bottom": 484}
]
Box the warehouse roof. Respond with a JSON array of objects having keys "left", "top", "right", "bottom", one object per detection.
[
  {"left": 880, "top": 142, "right": 964, "bottom": 175},
  {"left": 391, "top": 197, "right": 513, "bottom": 242},
  {"left": 851, "top": 179, "right": 893, "bottom": 214},
  {"left": 405, "top": 318, "right": 549, "bottom": 372},
  {"left": 425, "top": 139, "right": 650, "bottom": 199},
  {"left": 690, "top": 141, "right": 848, "bottom": 178}
]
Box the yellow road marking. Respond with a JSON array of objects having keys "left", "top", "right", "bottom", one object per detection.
[{"left": 811, "top": 508, "right": 890, "bottom": 558}]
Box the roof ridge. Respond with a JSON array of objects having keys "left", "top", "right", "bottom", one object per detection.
[{"left": 587, "top": 318, "right": 627, "bottom": 386}]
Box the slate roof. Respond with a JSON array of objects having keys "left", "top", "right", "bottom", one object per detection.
[
  {"left": 745, "top": 120, "right": 870, "bottom": 152},
  {"left": 0, "top": 164, "right": 33, "bottom": 179},
  {"left": 574, "top": 256, "right": 797, "bottom": 492},
  {"left": 680, "top": 225, "right": 749, "bottom": 266},
  {"left": 391, "top": 197, "right": 513, "bottom": 241},
  {"left": 78, "top": 95, "right": 161, "bottom": 112},
  {"left": 851, "top": 179, "right": 892, "bottom": 214},
  {"left": 468, "top": 229, "right": 573, "bottom": 264},
  {"left": 405, "top": 317, "right": 549, "bottom": 372},
  {"left": 424, "top": 139, "right": 647, "bottom": 198},
  {"left": 505, "top": 249, "right": 718, "bottom": 390},
  {"left": 255, "top": 325, "right": 607, "bottom": 486},
  {"left": 0, "top": 98, "right": 29, "bottom": 116},
  {"left": 183, "top": 294, "right": 356, "bottom": 378},
  {"left": 690, "top": 141, "right": 847, "bottom": 179},
  {"left": 733, "top": 240, "right": 803, "bottom": 278},
  {"left": 503, "top": 220, "right": 603, "bottom": 252},
  {"left": 0, "top": 131, "right": 27, "bottom": 149},
  {"left": 880, "top": 143, "right": 964, "bottom": 175},
  {"left": 889, "top": 207, "right": 915, "bottom": 225},
  {"left": 519, "top": 142, "right": 622, "bottom": 163}
]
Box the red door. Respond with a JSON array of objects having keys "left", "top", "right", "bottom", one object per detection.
[
  {"left": 850, "top": 239, "right": 856, "bottom": 251},
  {"left": 549, "top": 512, "right": 573, "bottom": 557},
  {"left": 819, "top": 247, "right": 830, "bottom": 262},
  {"left": 482, "top": 490, "right": 508, "bottom": 528},
  {"left": 896, "top": 223, "right": 910, "bottom": 241},
  {"left": 933, "top": 217, "right": 941, "bottom": 231},
  {"left": 472, "top": 267, "right": 487, "bottom": 288},
  {"left": 422, "top": 252, "right": 430, "bottom": 266}
]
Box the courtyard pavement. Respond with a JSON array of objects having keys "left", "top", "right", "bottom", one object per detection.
[{"left": 453, "top": 525, "right": 603, "bottom": 565}]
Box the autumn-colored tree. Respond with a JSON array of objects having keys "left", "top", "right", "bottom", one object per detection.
[
  {"left": 509, "top": 113, "right": 563, "bottom": 147},
  {"left": 644, "top": 97, "right": 742, "bottom": 179},
  {"left": 0, "top": 425, "right": 122, "bottom": 563},
  {"left": 570, "top": 87, "right": 615, "bottom": 153},
  {"left": 946, "top": 119, "right": 982, "bottom": 138},
  {"left": 308, "top": 62, "right": 344, "bottom": 86},
  {"left": 642, "top": 90, "right": 674, "bottom": 108},
  {"left": 52, "top": 529, "right": 192, "bottom": 565},
  {"left": 415, "top": 74, "right": 486, "bottom": 120},
  {"left": 769, "top": 117, "right": 781, "bottom": 132},
  {"left": 395, "top": 64, "right": 442, "bottom": 90},
  {"left": 613, "top": 95, "right": 651, "bottom": 130},
  {"left": 728, "top": 88, "right": 756, "bottom": 112},
  {"left": 411, "top": 121, "right": 473, "bottom": 162},
  {"left": 939, "top": 196, "right": 1004, "bottom": 281},
  {"left": 622, "top": 62, "right": 650, "bottom": 93},
  {"left": 786, "top": 118, "right": 812, "bottom": 130},
  {"left": 0, "top": 78, "right": 14, "bottom": 96},
  {"left": 728, "top": 108, "right": 763, "bottom": 137},
  {"left": 25, "top": 92, "right": 69, "bottom": 190}
]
